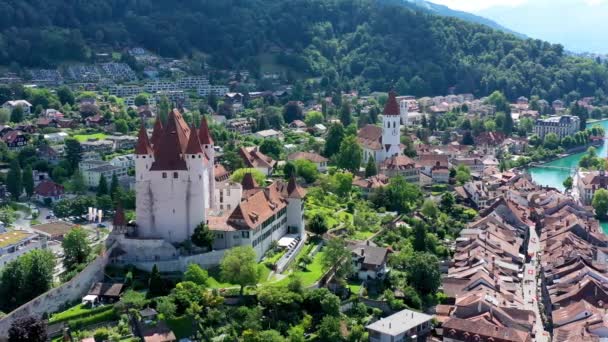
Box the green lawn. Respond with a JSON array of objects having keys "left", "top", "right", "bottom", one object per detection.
[
  {"left": 49, "top": 304, "right": 113, "bottom": 323},
  {"left": 73, "top": 133, "right": 107, "bottom": 142},
  {"left": 165, "top": 316, "right": 194, "bottom": 339},
  {"left": 275, "top": 251, "right": 326, "bottom": 287},
  {"left": 352, "top": 230, "right": 375, "bottom": 241}
]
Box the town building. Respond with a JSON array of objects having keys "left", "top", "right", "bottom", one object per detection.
[
  {"left": 576, "top": 170, "right": 608, "bottom": 205},
  {"left": 533, "top": 115, "right": 580, "bottom": 139},
  {"left": 348, "top": 242, "right": 390, "bottom": 280},
  {"left": 34, "top": 180, "right": 65, "bottom": 203},
  {"left": 2, "top": 100, "right": 32, "bottom": 115},
  {"left": 366, "top": 309, "right": 434, "bottom": 342},
  {"left": 239, "top": 146, "right": 276, "bottom": 176},
  {"left": 81, "top": 160, "right": 129, "bottom": 188},
  {"left": 358, "top": 91, "right": 402, "bottom": 164},
  {"left": 1, "top": 131, "right": 28, "bottom": 150},
  {"left": 380, "top": 155, "right": 420, "bottom": 184}
]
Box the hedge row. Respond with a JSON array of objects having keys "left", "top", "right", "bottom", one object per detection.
[{"left": 68, "top": 308, "right": 119, "bottom": 330}]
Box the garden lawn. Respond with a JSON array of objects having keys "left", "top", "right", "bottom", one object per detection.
[
  {"left": 49, "top": 304, "right": 113, "bottom": 324},
  {"left": 73, "top": 133, "right": 107, "bottom": 142},
  {"left": 352, "top": 230, "right": 375, "bottom": 241},
  {"left": 275, "top": 251, "right": 326, "bottom": 287}
]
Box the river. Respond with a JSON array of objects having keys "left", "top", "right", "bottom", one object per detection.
[{"left": 528, "top": 119, "right": 608, "bottom": 232}]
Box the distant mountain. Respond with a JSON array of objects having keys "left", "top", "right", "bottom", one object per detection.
[{"left": 387, "top": 0, "right": 526, "bottom": 38}]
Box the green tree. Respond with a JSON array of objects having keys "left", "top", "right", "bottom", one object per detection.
[
  {"left": 321, "top": 238, "right": 353, "bottom": 280},
  {"left": 62, "top": 227, "right": 91, "bottom": 270},
  {"left": 421, "top": 199, "right": 439, "bottom": 219},
  {"left": 593, "top": 188, "right": 608, "bottom": 218},
  {"left": 21, "top": 166, "right": 34, "bottom": 198},
  {"left": 64, "top": 138, "right": 82, "bottom": 171},
  {"left": 455, "top": 164, "right": 471, "bottom": 184},
  {"left": 339, "top": 102, "right": 352, "bottom": 127},
  {"left": 22, "top": 250, "right": 55, "bottom": 300},
  {"left": 336, "top": 135, "right": 362, "bottom": 172},
  {"left": 191, "top": 222, "right": 214, "bottom": 250},
  {"left": 148, "top": 264, "right": 165, "bottom": 297},
  {"left": 183, "top": 264, "right": 209, "bottom": 286},
  {"left": 304, "top": 111, "right": 324, "bottom": 126},
  {"left": 8, "top": 316, "right": 47, "bottom": 342},
  {"left": 6, "top": 159, "right": 22, "bottom": 200},
  {"left": 440, "top": 192, "right": 455, "bottom": 213},
  {"left": 543, "top": 132, "right": 560, "bottom": 150},
  {"left": 110, "top": 174, "right": 120, "bottom": 200},
  {"left": 97, "top": 175, "right": 108, "bottom": 196},
  {"left": 308, "top": 213, "right": 328, "bottom": 235},
  {"left": 10, "top": 106, "right": 23, "bottom": 123},
  {"left": 364, "top": 157, "right": 377, "bottom": 178},
  {"left": 230, "top": 168, "right": 265, "bottom": 185},
  {"left": 69, "top": 169, "right": 87, "bottom": 194},
  {"left": 259, "top": 138, "right": 283, "bottom": 160},
  {"left": 323, "top": 123, "right": 345, "bottom": 158},
  {"left": 158, "top": 96, "right": 170, "bottom": 124},
  {"left": 134, "top": 93, "right": 150, "bottom": 106},
  {"left": 283, "top": 101, "right": 304, "bottom": 123},
  {"left": 115, "top": 119, "right": 128, "bottom": 134},
  {"left": 220, "top": 246, "right": 259, "bottom": 295},
  {"left": 317, "top": 316, "right": 342, "bottom": 342},
  {"left": 405, "top": 253, "right": 441, "bottom": 295},
  {"left": 293, "top": 159, "right": 319, "bottom": 183},
  {"left": 563, "top": 176, "right": 574, "bottom": 190},
  {"left": 57, "top": 86, "right": 75, "bottom": 105},
  {"left": 283, "top": 162, "right": 296, "bottom": 179}
]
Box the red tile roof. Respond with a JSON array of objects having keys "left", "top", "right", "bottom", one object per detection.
[
  {"left": 185, "top": 125, "right": 204, "bottom": 154},
  {"left": 287, "top": 175, "right": 307, "bottom": 199},
  {"left": 287, "top": 151, "right": 328, "bottom": 163},
  {"left": 357, "top": 124, "right": 382, "bottom": 150},
  {"left": 151, "top": 116, "right": 164, "bottom": 147},
  {"left": 34, "top": 181, "right": 64, "bottom": 197},
  {"left": 135, "top": 123, "right": 153, "bottom": 155},
  {"left": 198, "top": 116, "right": 214, "bottom": 145},
  {"left": 149, "top": 109, "right": 190, "bottom": 171},
  {"left": 383, "top": 90, "right": 400, "bottom": 116}
]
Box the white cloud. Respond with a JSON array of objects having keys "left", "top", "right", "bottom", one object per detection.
[{"left": 426, "top": 0, "right": 528, "bottom": 12}]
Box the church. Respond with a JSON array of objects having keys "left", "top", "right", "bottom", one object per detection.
[
  {"left": 131, "top": 109, "right": 306, "bottom": 258},
  {"left": 357, "top": 91, "right": 403, "bottom": 164}
]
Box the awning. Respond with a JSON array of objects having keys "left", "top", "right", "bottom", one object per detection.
[{"left": 82, "top": 295, "right": 98, "bottom": 302}]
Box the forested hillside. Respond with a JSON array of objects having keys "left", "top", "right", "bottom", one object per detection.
[{"left": 1, "top": 0, "right": 607, "bottom": 100}]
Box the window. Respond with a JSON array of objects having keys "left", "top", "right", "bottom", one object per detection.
[
  {"left": 162, "top": 172, "right": 167, "bottom": 178},
  {"left": 173, "top": 172, "right": 178, "bottom": 179}
]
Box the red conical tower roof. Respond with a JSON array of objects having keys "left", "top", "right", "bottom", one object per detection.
[
  {"left": 185, "top": 125, "right": 204, "bottom": 154},
  {"left": 135, "top": 122, "right": 153, "bottom": 155},
  {"left": 198, "top": 116, "right": 214, "bottom": 145},
  {"left": 384, "top": 90, "right": 400, "bottom": 116},
  {"left": 241, "top": 172, "right": 258, "bottom": 190},
  {"left": 151, "top": 115, "right": 164, "bottom": 147},
  {"left": 287, "top": 175, "right": 307, "bottom": 199}
]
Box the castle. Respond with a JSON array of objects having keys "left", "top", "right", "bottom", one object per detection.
[
  {"left": 357, "top": 90, "right": 403, "bottom": 164},
  {"left": 132, "top": 109, "right": 305, "bottom": 258}
]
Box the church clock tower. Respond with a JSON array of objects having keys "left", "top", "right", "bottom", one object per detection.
[{"left": 381, "top": 90, "right": 402, "bottom": 161}]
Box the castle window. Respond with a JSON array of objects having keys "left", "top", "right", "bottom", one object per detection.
[
  {"left": 173, "top": 172, "right": 178, "bottom": 179},
  {"left": 162, "top": 172, "right": 167, "bottom": 178}
]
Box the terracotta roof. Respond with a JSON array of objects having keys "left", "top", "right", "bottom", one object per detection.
[
  {"left": 198, "top": 116, "right": 214, "bottom": 145},
  {"left": 2, "top": 130, "right": 26, "bottom": 144},
  {"left": 34, "top": 180, "right": 64, "bottom": 197},
  {"left": 287, "top": 151, "right": 328, "bottom": 163},
  {"left": 88, "top": 282, "right": 124, "bottom": 297},
  {"left": 384, "top": 90, "right": 400, "bottom": 116},
  {"left": 287, "top": 175, "right": 307, "bottom": 199},
  {"left": 140, "top": 321, "right": 176, "bottom": 342},
  {"left": 382, "top": 155, "right": 418, "bottom": 170},
  {"left": 214, "top": 164, "right": 230, "bottom": 181},
  {"left": 241, "top": 172, "right": 259, "bottom": 190},
  {"left": 357, "top": 124, "right": 382, "bottom": 150},
  {"left": 150, "top": 116, "right": 164, "bottom": 147},
  {"left": 135, "top": 123, "right": 153, "bottom": 155},
  {"left": 443, "top": 317, "right": 530, "bottom": 342},
  {"left": 239, "top": 146, "right": 276, "bottom": 169},
  {"left": 352, "top": 174, "right": 389, "bottom": 189},
  {"left": 150, "top": 109, "right": 190, "bottom": 171},
  {"left": 228, "top": 189, "right": 286, "bottom": 230},
  {"left": 185, "top": 125, "right": 204, "bottom": 154}
]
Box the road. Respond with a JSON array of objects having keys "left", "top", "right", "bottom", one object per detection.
[{"left": 522, "top": 227, "right": 549, "bottom": 342}]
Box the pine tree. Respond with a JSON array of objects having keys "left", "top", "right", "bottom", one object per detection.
[
  {"left": 148, "top": 264, "right": 164, "bottom": 297},
  {"left": 339, "top": 102, "right": 352, "bottom": 127},
  {"left": 365, "top": 157, "right": 377, "bottom": 178},
  {"left": 97, "top": 175, "right": 108, "bottom": 197},
  {"left": 6, "top": 159, "right": 21, "bottom": 200},
  {"left": 110, "top": 174, "right": 120, "bottom": 200},
  {"left": 191, "top": 222, "right": 215, "bottom": 250},
  {"left": 22, "top": 166, "right": 34, "bottom": 197}
]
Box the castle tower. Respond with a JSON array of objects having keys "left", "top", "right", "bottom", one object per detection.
[
  {"left": 381, "top": 90, "right": 402, "bottom": 161},
  {"left": 150, "top": 115, "right": 164, "bottom": 148},
  {"left": 286, "top": 175, "right": 306, "bottom": 236},
  {"left": 185, "top": 125, "right": 208, "bottom": 237},
  {"left": 134, "top": 122, "right": 154, "bottom": 233},
  {"left": 199, "top": 116, "right": 216, "bottom": 209}
]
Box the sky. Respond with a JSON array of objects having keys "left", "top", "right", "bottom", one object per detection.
[{"left": 426, "top": 0, "right": 608, "bottom": 53}]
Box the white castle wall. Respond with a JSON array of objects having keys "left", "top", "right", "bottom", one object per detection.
[{"left": 0, "top": 246, "right": 113, "bottom": 341}]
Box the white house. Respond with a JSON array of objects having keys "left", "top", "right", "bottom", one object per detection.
[
  {"left": 43, "top": 132, "right": 69, "bottom": 144},
  {"left": 287, "top": 151, "right": 329, "bottom": 173},
  {"left": 254, "top": 129, "right": 284, "bottom": 140},
  {"left": 349, "top": 242, "right": 390, "bottom": 280},
  {"left": 366, "top": 309, "right": 434, "bottom": 342},
  {"left": 2, "top": 100, "right": 32, "bottom": 115}
]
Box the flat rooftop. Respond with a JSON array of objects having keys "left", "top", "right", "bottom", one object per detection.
[
  {"left": 366, "top": 309, "right": 433, "bottom": 336},
  {"left": 32, "top": 221, "right": 76, "bottom": 238},
  {"left": 0, "top": 231, "right": 35, "bottom": 248}
]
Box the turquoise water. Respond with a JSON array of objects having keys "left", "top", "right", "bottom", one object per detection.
[{"left": 528, "top": 119, "right": 608, "bottom": 233}]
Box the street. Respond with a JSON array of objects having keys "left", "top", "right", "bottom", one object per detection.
[{"left": 522, "top": 227, "right": 549, "bottom": 342}]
